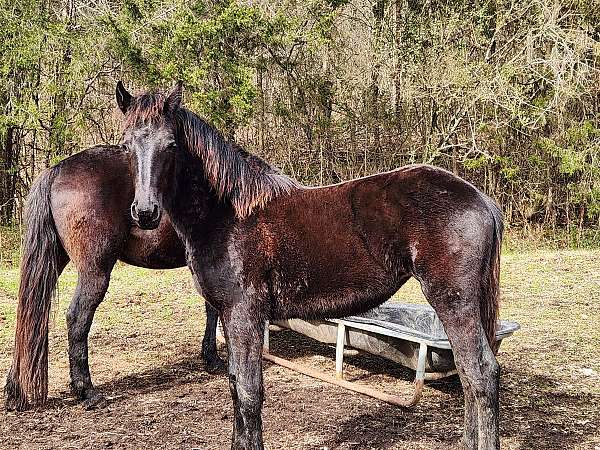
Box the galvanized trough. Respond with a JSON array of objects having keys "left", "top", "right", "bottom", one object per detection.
[{"left": 265, "top": 302, "right": 520, "bottom": 406}]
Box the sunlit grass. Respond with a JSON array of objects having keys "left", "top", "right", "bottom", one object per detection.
[{"left": 1, "top": 250, "right": 598, "bottom": 398}]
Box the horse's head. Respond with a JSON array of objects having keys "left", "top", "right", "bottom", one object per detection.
[{"left": 116, "top": 81, "right": 182, "bottom": 230}]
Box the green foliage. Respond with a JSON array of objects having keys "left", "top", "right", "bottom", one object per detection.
[
  {"left": 104, "top": 0, "right": 289, "bottom": 133},
  {"left": 0, "top": 0, "right": 599, "bottom": 237},
  {"left": 0, "top": 0, "right": 118, "bottom": 165},
  {"left": 535, "top": 121, "right": 600, "bottom": 220},
  {"left": 463, "top": 155, "right": 488, "bottom": 171}
]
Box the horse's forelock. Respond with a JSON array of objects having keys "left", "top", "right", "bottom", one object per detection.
[{"left": 123, "top": 91, "right": 174, "bottom": 129}]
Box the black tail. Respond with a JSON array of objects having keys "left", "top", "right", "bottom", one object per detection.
[
  {"left": 5, "top": 166, "right": 65, "bottom": 411},
  {"left": 481, "top": 195, "right": 504, "bottom": 354}
]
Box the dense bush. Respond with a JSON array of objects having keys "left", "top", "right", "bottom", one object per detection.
[{"left": 1, "top": 0, "right": 599, "bottom": 234}]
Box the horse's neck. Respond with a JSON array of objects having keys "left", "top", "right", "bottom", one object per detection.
[
  {"left": 178, "top": 110, "right": 299, "bottom": 218},
  {"left": 165, "top": 150, "right": 233, "bottom": 249}
]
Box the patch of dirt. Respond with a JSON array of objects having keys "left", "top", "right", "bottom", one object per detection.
[
  {"left": 1, "top": 252, "right": 599, "bottom": 449},
  {"left": 1, "top": 328, "right": 598, "bottom": 449}
]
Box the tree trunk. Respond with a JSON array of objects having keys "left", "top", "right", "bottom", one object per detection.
[
  {"left": 0, "top": 127, "right": 18, "bottom": 225},
  {"left": 371, "top": 0, "right": 386, "bottom": 154}
]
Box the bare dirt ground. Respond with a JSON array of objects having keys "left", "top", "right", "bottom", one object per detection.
[{"left": 0, "top": 249, "right": 599, "bottom": 449}]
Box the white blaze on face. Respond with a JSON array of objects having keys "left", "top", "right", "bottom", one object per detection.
[
  {"left": 135, "top": 133, "right": 156, "bottom": 207},
  {"left": 127, "top": 124, "right": 175, "bottom": 211}
]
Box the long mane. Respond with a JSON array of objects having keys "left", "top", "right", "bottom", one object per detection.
[
  {"left": 176, "top": 108, "right": 300, "bottom": 218},
  {"left": 124, "top": 91, "right": 300, "bottom": 218}
]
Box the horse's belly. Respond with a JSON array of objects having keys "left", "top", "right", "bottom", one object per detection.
[{"left": 268, "top": 254, "right": 404, "bottom": 320}]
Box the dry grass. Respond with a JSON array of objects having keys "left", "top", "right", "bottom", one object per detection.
[{"left": 0, "top": 249, "right": 598, "bottom": 449}]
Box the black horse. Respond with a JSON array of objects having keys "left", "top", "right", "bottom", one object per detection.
[
  {"left": 120, "top": 82, "right": 503, "bottom": 450},
  {"left": 5, "top": 144, "right": 223, "bottom": 411}
]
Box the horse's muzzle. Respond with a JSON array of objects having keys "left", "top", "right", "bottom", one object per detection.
[{"left": 131, "top": 201, "right": 161, "bottom": 230}]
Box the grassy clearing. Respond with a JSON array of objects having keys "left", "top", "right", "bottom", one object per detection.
[
  {"left": 0, "top": 263, "right": 203, "bottom": 377},
  {"left": 0, "top": 249, "right": 599, "bottom": 449},
  {"left": 1, "top": 249, "right": 599, "bottom": 385},
  {"left": 396, "top": 249, "right": 600, "bottom": 395}
]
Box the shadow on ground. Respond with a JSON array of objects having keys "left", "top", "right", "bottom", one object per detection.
[{"left": 3, "top": 330, "right": 598, "bottom": 449}]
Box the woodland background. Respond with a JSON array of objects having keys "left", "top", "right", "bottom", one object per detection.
[{"left": 1, "top": 0, "right": 599, "bottom": 245}]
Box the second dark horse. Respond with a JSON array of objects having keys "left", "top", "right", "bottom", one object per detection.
[{"left": 5, "top": 144, "right": 223, "bottom": 411}]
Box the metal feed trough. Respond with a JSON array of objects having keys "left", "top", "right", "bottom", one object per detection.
[{"left": 263, "top": 303, "right": 520, "bottom": 406}]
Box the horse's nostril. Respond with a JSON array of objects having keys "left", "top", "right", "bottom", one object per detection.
[
  {"left": 130, "top": 202, "right": 139, "bottom": 220},
  {"left": 151, "top": 204, "right": 160, "bottom": 221}
]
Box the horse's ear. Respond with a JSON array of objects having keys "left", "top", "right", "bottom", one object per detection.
[
  {"left": 165, "top": 81, "right": 183, "bottom": 113},
  {"left": 116, "top": 81, "right": 133, "bottom": 114}
]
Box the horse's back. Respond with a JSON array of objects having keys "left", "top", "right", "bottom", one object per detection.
[
  {"left": 349, "top": 164, "right": 493, "bottom": 237},
  {"left": 268, "top": 163, "right": 492, "bottom": 255},
  {"left": 238, "top": 164, "right": 497, "bottom": 319}
]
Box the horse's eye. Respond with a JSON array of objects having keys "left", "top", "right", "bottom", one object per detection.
[{"left": 122, "top": 145, "right": 130, "bottom": 154}]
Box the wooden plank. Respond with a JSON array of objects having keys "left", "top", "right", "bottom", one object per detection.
[{"left": 263, "top": 352, "right": 423, "bottom": 407}]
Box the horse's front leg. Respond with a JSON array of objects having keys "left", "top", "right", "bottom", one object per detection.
[
  {"left": 221, "top": 301, "right": 265, "bottom": 450},
  {"left": 201, "top": 301, "right": 226, "bottom": 373}
]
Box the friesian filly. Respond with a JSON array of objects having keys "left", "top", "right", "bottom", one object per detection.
[
  {"left": 126, "top": 81, "right": 502, "bottom": 450},
  {"left": 4, "top": 145, "right": 224, "bottom": 411}
]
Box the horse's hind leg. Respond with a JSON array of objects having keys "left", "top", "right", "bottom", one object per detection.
[
  {"left": 423, "top": 284, "right": 500, "bottom": 450},
  {"left": 446, "top": 316, "right": 499, "bottom": 450},
  {"left": 462, "top": 381, "right": 479, "bottom": 447},
  {"left": 66, "top": 266, "right": 113, "bottom": 406},
  {"left": 201, "top": 301, "right": 226, "bottom": 373}
]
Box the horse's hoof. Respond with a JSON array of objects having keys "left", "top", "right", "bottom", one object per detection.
[
  {"left": 4, "top": 397, "right": 27, "bottom": 412},
  {"left": 82, "top": 393, "right": 107, "bottom": 410},
  {"left": 205, "top": 357, "right": 227, "bottom": 374},
  {"left": 4, "top": 378, "right": 30, "bottom": 411}
]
